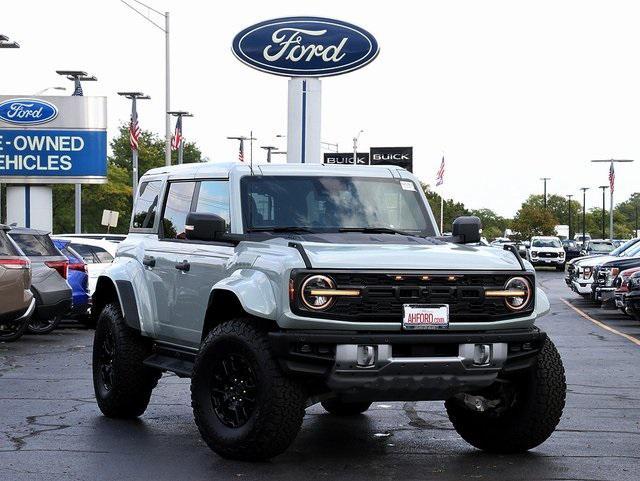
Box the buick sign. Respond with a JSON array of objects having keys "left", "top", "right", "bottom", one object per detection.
[
  {"left": 232, "top": 16, "right": 379, "bottom": 77},
  {"left": 0, "top": 98, "right": 58, "bottom": 126}
]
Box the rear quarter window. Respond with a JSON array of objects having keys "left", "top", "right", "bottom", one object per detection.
[
  {"left": 10, "top": 234, "right": 61, "bottom": 257},
  {"left": 0, "top": 230, "right": 19, "bottom": 256}
]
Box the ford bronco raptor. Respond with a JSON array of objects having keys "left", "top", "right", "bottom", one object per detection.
[{"left": 91, "top": 162, "right": 565, "bottom": 460}]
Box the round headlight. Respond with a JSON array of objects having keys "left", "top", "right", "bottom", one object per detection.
[
  {"left": 301, "top": 275, "right": 336, "bottom": 310},
  {"left": 504, "top": 277, "right": 532, "bottom": 311}
]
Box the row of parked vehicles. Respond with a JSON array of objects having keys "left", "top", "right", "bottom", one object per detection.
[
  {"left": 565, "top": 237, "right": 640, "bottom": 320},
  {"left": 0, "top": 226, "right": 120, "bottom": 341}
]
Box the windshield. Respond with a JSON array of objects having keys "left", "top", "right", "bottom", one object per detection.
[
  {"left": 588, "top": 242, "right": 613, "bottom": 253},
  {"left": 532, "top": 238, "right": 561, "bottom": 248},
  {"left": 621, "top": 242, "right": 640, "bottom": 257},
  {"left": 240, "top": 176, "right": 436, "bottom": 236},
  {"left": 614, "top": 239, "right": 639, "bottom": 256}
]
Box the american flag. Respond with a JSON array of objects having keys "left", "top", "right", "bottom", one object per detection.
[
  {"left": 171, "top": 116, "right": 183, "bottom": 151},
  {"left": 72, "top": 78, "right": 83, "bottom": 96},
  {"left": 238, "top": 138, "right": 245, "bottom": 162},
  {"left": 129, "top": 103, "right": 141, "bottom": 151},
  {"left": 435, "top": 156, "right": 445, "bottom": 186},
  {"left": 609, "top": 162, "right": 615, "bottom": 193}
]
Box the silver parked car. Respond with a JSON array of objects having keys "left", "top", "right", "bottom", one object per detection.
[{"left": 92, "top": 162, "right": 565, "bottom": 461}]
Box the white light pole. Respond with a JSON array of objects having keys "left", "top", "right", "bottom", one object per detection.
[
  {"left": 119, "top": 0, "right": 171, "bottom": 166},
  {"left": 591, "top": 158, "right": 634, "bottom": 239},
  {"left": 0, "top": 34, "right": 20, "bottom": 225},
  {"left": 352, "top": 130, "right": 364, "bottom": 164}
]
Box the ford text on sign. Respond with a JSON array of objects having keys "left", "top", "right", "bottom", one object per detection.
[
  {"left": 232, "top": 17, "right": 379, "bottom": 77},
  {"left": 0, "top": 130, "right": 107, "bottom": 179},
  {"left": 0, "top": 98, "right": 58, "bottom": 126}
]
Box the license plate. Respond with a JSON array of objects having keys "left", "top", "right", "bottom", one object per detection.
[{"left": 402, "top": 304, "right": 449, "bottom": 330}]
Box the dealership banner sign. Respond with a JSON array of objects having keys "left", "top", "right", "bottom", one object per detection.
[
  {"left": 370, "top": 147, "right": 413, "bottom": 172},
  {"left": 0, "top": 96, "right": 107, "bottom": 184},
  {"left": 323, "top": 152, "right": 370, "bottom": 165}
]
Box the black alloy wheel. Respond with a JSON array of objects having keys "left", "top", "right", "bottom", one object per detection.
[
  {"left": 27, "top": 315, "right": 61, "bottom": 335},
  {"left": 97, "top": 322, "right": 116, "bottom": 395},
  {"left": 210, "top": 352, "right": 258, "bottom": 428}
]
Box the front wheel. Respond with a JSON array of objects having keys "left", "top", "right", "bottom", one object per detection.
[
  {"left": 27, "top": 315, "right": 62, "bottom": 335},
  {"left": 191, "top": 318, "right": 306, "bottom": 461},
  {"left": 446, "top": 337, "right": 566, "bottom": 453}
]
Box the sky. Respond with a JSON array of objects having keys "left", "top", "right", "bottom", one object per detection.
[{"left": 2, "top": 0, "right": 640, "bottom": 217}]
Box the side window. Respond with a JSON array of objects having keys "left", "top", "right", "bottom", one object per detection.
[
  {"left": 70, "top": 244, "right": 97, "bottom": 264},
  {"left": 93, "top": 247, "right": 114, "bottom": 263},
  {"left": 132, "top": 180, "right": 162, "bottom": 229},
  {"left": 161, "top": 182, "right": 197, "bottom": 239},
  {"left": 195, "top": 181, "right": 231, "bottom": 231}
]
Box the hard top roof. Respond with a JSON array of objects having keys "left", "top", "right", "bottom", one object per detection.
[{"left": 7, "top": 227, "right": 50, "bottom": 236}]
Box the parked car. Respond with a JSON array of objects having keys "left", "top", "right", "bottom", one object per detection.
[
  {"left": 624, "top": 271, "right": 640, "bottom": 320},
  {"left": 580, "top": 239, "right": 615, "bottom": 257},
  {"left": 528, "top": 236, "right": 565, "bottom": 270},
  {"left": 565, "top": 238, "right": 640, "bottom": 297},
  {"left": 561, "top": 239, "right": 581, "bottom": 262},
  {"left": 53, "top": 239, "right": 90, "bottom": 317},
  {"left": 593, "top": 251, "right": 640, "bottom": 306},
  {"left": 8, "top": 228, "right": 72, "bottom": 334},
  {"left": 0, "top": 225, "right": 35, "bottom": 342},
  {"left": 613, "top": 266, "right": 640, "bottom": 315},
  {"left": 53, "top": 237, "right": 116, "bottom": 295},
  {"left": 91, "top": 162, "right": 564, "bottom": 460}
]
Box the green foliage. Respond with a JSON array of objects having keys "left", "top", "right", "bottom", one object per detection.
[
  {"left": 52, "top": 124, "right": 204, "bottom": 234},
  {"left": 421, "top": 183, "right": 469, "bottom": 233},
  {"left": 511, "top": 204, "right": 558, "bottom": 240}
]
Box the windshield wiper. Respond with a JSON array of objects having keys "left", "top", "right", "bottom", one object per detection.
[
  {"left": 338, "top": 227, "right": 417, "bottom": 236},
  {"left": 247, "top": 226, "right": 315, "bottom": 233}
]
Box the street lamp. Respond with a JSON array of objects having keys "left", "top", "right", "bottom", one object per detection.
[
  {"left": 118, "top": 92, "right": 150, "bottom": 195},
  {"left": 119, "top": 0, "right": 171, "bottom": 166},
  {"left": 598, "top": 185, "right": 608, "bottom": 239},
  {"left": 261, "top": 146, "right": 277, "bottom": 163},
  {"left": 591, "top": 159, "right": 634, "bottom": 239},
  {"left": 352, "top": 130, "right": 364, "bottom": 164},
  {"left": 0, "top": 34, "right": 19, "bottom": 48},
  {"left": 580, "top": 187, "right": 589, "bottom": 246},
  {"left": 57, "top": 71, "right": 98, "bottom": 234},
  {"left": 567, "top": 194, "right": 573, "bottom": 240},
  {"left": 227, "top": 133, "right": 257, "bottom": 164},
  {"left": 0, "top": 35, "right": 19, "bottom": 225},
  {"left": 168, "top": 111, "right": 193, "bottom": 165},
  {"left": 540, "top": 177, "right": 551, "bottom": 210}
]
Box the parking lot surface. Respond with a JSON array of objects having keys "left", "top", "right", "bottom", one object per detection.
[{"left": 1, "top": 270, "right": 639, "bottom": 481}]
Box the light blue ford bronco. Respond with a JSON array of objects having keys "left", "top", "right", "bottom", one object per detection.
[{"left": 91, "top": 162, "right": 566, "bottom": 460}]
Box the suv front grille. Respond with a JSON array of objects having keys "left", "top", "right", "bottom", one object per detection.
[{"left": 291, "top": 271, "right": 535, "bottom": 323}]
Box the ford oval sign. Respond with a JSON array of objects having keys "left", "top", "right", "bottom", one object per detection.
[
  {"left": 0, "top": 98, "right": 58, "bottom": 126},
  {"left": 232, "top": 17, "right": 379, "bottom": 77}
]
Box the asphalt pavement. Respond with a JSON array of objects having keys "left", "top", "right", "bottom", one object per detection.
[{"left": 1, "top": 270, "right": 639, "bottom": 481}]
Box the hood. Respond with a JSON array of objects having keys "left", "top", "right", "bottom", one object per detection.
[
  {"left": 575, "top": 255, "right": 618, "bottom": 268},
  {"left": 601, "top": 256, "right": 640, "bottom": 270},
  {"left": 293, "top": 241, "right": 524, "bottom": 271}
]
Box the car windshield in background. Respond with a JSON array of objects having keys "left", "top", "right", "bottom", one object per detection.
[
  {"left": 532, "top": 239, "right": 561, "bottom": 248},
  {"left": 10, "top": 234, "right": 61, "bottom": 257},
  {"left": 241, "top": 176, "right": 436, "bottom": 236},
  {"left": 588, "top": 243, "right": 613, "bottom": 253}
]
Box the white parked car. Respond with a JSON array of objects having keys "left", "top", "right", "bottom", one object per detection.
[
  {"left": 52, "top": 237, "right": 117, "bottom": 294},
  {"left": 528, "top": 236, "right": 565, "bottom": 270}
]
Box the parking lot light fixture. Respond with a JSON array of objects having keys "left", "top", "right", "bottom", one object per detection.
[
  {"left": 261, "top": 146, "right": 277, "bottom": 163},
  {"left": 598, "top": 186, "right": 608, "bottom": 239},
  {"left": 118, "top": 92, "right": 151, "bottom": 195},
  {"left": 540, "top": 177, "right": 551, "bottom": 210},
  {"left": 0, "top": 34, "right": 20, "bottom": 48},
  {"left": 580, "top": 187, "right": 589, "bottom": 246},
  {"left": 168, "top": 111, "right": 193, "bottom": 164}
]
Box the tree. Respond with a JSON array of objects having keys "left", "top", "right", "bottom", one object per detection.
[
  {"left": 421, "top": 184, "right": 469, "bottom": 233},
  {"left": 511, "top": 204, "right": 558, "bottom": 240},
  {"left": 614, "top": 192, "right": 640, "bottom": 236},
  {"left": 469, "top": 208, "right": 509, "bottom": 240}
]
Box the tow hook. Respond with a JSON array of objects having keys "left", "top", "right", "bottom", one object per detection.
[{"left": 458, "top": 393, "right": 501, "bottom": 412}]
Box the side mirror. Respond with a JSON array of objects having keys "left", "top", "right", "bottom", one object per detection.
[
  {"left": 523, "top": 241, "right": 530, "bottom": 248},
  {"left": 452, "top": 216, "right": 481, "bottom": 244},
  {"left": 185, "top": 212, "right": 226, "bottom": 241}
]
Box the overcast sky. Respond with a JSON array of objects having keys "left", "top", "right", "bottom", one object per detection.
[{"left": 3, "top": 0, "right": 640, "bottom": 217}]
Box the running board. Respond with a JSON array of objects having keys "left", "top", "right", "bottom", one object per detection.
[{"left": 143, "top": 343, "right": 197, "bottom": 378}]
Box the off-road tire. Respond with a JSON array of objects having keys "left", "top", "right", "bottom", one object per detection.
[
  {"left": 321, "top": 399, "right": 372, "bottom": 416},
  {"left": 191, "top": 318, "right": 306, "bottom": 461},
  {"left": 445, "top": 337, "right": 566, "bottom": 453},
  {"left": 27, "top": 315, "right": 62, "bottom": 334},
  {"left": 92, "top": 302, "right": 161, "bottom": 418},
  {"left": 0, "top": 319, "right": 28, "bottom": 342}
]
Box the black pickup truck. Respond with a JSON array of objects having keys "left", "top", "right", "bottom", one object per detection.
[{"left": 593, "top": 255, "right": 640, "bottom": 306}]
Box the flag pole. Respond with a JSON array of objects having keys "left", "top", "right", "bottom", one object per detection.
[{"left": 440, "top": 193, "right": 444, "bottom": 234}]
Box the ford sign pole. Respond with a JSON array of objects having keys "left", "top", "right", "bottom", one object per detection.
[{"left": 232, "top": 17, "right": 379, "bottom": 165}]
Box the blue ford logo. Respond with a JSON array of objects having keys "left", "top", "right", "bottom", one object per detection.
[
  {"left": 0, "top": 98, "right": 59, "bottom": 125},
  {"left": 232, "top": 16, "right": 379, "bottom": 77}
]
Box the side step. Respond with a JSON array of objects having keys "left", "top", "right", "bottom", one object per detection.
[{"left": 143, "top": 343, "right": 197, "bottom": 378}]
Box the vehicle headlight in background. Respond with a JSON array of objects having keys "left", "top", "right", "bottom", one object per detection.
[
  {"left": 531, "top": 251, "right": 538, "bottom": 257},
  {"left": 503, "top": 277, "right": 532, "bottom": 311},
  {"left": 582, "top": 266, "right": 593, "bottom": 279},
  {"left": 299, "top": 275, "right": 361, "bottom": 311},
  {"left": 559, "top": 251, "right": 565, "bottom": 258}
]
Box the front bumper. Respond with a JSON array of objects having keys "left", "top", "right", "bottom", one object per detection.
[
  {"left": 530, "top": 257, "right": 564, "bottom": 266},
  {"left": 571, "top": 279, "right": 594, "bottom": 295},
  {"left": 595, "top": 286, "right": 616, "bottom": 304},
  {"left": 269, "top": 327, "right": 546, "bottom": 401}
]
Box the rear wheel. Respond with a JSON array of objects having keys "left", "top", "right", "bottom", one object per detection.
[
  {"left": 191, "top": 318, "right": 306, "bottom": 461},
  {"left": 27, "top": 315, "right": 61, "bottom": 335},
  {"left": 321, "top": 399, "right": 372, "bottom": 416},
  {"left": 446, "top": 337, "right": 566, "bottom": 453},
  {"left": 92, "top": 303, "right": 161, "bottom": 418},
  {"left": 0, "top": 319, "right": 28, "bottom": 342}
]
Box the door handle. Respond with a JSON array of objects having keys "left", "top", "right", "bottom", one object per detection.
[
  {"left": 143, "top": 255, "right": 156, "bottom": 268},
  {"left": 175, "top": 260, "right": 190, "bottom": 272}
]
